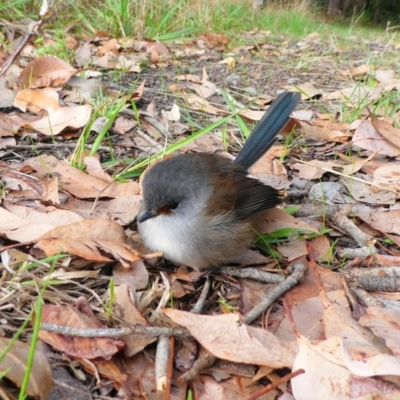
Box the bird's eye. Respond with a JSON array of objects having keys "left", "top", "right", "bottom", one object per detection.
[{"left": 169, "top": 202, "right": 179, "bottom": 210}]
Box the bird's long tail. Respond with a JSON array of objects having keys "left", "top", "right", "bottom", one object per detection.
[{"left": 234, "top": 91, "right": 301, "bottom": 171}]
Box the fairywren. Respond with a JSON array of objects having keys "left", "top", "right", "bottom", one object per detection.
[{"left": 138, "top": 91, "right": 301, "bottom": 269}]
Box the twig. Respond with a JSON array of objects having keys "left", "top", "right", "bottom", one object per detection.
[
  {"left": 136, "top": 128, "right": 164, "bottom": 151},
  {"left": 4, "top": 143, "right": 111, "bottom": 151},
  {"left": 244, "top": 261, "right": 307, "bottom": 325},
  {"left": 0, "top": 1, "right": 67, "bottom": 77},
  {"left": 191, "top": 275, "right": 211, "bottom": 314},
  {"left": 332, "top": 210, "right": 376, "bottom": 248},
  {"left": 295, "top": 203, "right": 381, "bottom": 219},
  {"left": 218, "top": 267, "right": 284, "bottom": 283},
  {"left": 155, "top": 335, "right": 170, "bottom": 392},
  {"left": 350, "top": 285, "right": 384, "bottom": 307},
  {"left": 338, "top": 247, "right": 376, "bottom": 259},
  {"left": 178, "top": 348, "right": 216, "bottom": 384},
  {"left": 179, "top": 276, "right": 214, "bottom": 383},
  {"left": 165, "top": 336, "right": 175, "bottom": 400},
  {"left": 246, "top": 369, "right": 305, "bottom": 400},
  {"left": 344, "top": 266, "right": 400, "bottom": 292},
  {"left": 142, "top": 116, "right": 169, "bottom": 138},
  {"left": 40, "top": 322, "right": 191, "bottom": 338}
]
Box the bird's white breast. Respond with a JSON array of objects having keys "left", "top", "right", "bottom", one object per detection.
[{"left": 138, "top": 213, "right": 201, "bottom": 266}]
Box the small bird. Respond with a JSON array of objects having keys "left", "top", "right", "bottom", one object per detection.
[{"left": 138, "top": 92, "right": 301, "bottom": 270}]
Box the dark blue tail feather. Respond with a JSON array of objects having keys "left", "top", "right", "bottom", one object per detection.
[{"left": 234, "top": 91, "right": 301, "bottom": 171}]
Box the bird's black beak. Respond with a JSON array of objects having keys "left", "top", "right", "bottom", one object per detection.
[{"left": 138, "top": 209, "right": 157, "bottom": 223}]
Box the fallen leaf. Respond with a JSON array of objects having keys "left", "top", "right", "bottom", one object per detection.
[
  {"left": 36, "top": 218, "right": 142, "bottom": 266},
  {"left": 25, "top": 155, "right": 139, "bottom": 199},
  {"left": 356, "top": 209, "right": 400, "bottom": 246},
  {"left": 23, "top": 104, "right": 92, "bottom": 135},
  {"left": 341, "top": 64, "right": 372, "bottom": 78},
  {"left": 19, "top": 56, "right": 77, "bottom": 88},
  {"left": 370, "top": 115, "right": 400, "bottom": 150},
  {"left": 40, "top": 298, "right": 125, "bottom": 360},
  {"left": 353, "top": 120, "right": 400, "bottom": 157},
  {"left": 13, "top": 88, "right": 60, "bottom": 113},
  {"left": 113, "top": 284, "right": 155, "bottom": 356},
  {"left": 0, "top": 337, "right": 53, "bottom": 399},
  {"left": 164, "top": 309, "right": 296, "bottom": 368}
]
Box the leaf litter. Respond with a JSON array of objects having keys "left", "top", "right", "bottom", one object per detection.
[{"left": 1, "top": 20, "right": 400, "bottom": 400}]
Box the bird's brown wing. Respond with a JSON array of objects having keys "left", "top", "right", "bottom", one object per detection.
[
  {"left": 204, "top": 157, "right": 281, "bottom": 220},
  {"left": 232, "top": 174, "right": 281, "bottom": 220}
]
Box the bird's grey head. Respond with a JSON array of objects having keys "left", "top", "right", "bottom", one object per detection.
[{"left": 138, "top": 154, "right": 213, "bottom": 224}]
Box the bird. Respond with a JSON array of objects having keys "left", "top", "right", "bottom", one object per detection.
[{"left": 137, "top": 91, "right": 301, "bottom": 270}]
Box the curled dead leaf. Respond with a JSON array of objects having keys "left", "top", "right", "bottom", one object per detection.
[{"left": 19, "top": 56, "right": 77, "bottom": 88}]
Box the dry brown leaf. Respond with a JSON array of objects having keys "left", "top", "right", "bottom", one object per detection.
[
  {"left": 256, "top": 208, "right": 319, "bottom": 235},
  {"left": 370, "top": 115, "right": 400, "bottom": 150},
  {"left": 164, "top": 309, "right": 297, "bottom": 368},
  {"left": 218, "top": 56, "right": 235, "bottom": 68},
  {"left": 0, "top": 77, "right": 16, "bottom": 108},
  {"left": 36, "top": 237, "right": 114, "bottom": 263},
  {"left": 5, "top": 203, "right": 83, "bottom": 227},
  {"left": 238, "top": 108, "right": 266, "bottom": 122},
  {"left": 114, "top": 115, "right": 137, "bottom": 134},
  {"left": 113, "top": 284, "right": 155, "bottom": 357},
  {"left": 291, "top": 160, "right": 339, "bottom": 180},
  {"left": 115, "top": 55, "right": 142, "bottom": 72},
  {"left": 359, "top": 306, "right": 400, "bottom": 357},
  {"left": 197, "top": 32, "right": 230, "bottom": 48},
  {"left": 97, "top": 38, "right": 119, "bottom": 56},
  {"left": 0, "top": 205, "right": 81, "bottom": 242},
  {"left": 341, "top": 177, "right": 396, "bottom": 205},
  {"left": 139, "top": 40, "right": 169, "bottom": 54},
  {"left": 175, "top": 74, "right": 200, "bottom": 82},
  {"left": 129, "top": 79, "right": 145, "bottom": 102},
  {"left": 23, "top": 104, "right": 92, "bottom": 135},
  {"left": 297, "top": 120, "right": 351, "bottom": 142},
  {"left": 193, "top": 375, "right": 277, "bottom": 400},
  {"left": 276, "top": 290, "right": 349, "bottom": 342},
  {"left": 36, "top": 218, "right": 141, "bottom": 265},
  {"left": 123, "top": 354, "right": 187, "bottom": 398},
  {"left": 373, "top": 165, "right": 400, "bottom": 192},
  {"left": 341, "top": 64, "right": 372, "bottom": 78},
  {"left": 185, "top": 94, "right": 228, "bottom": 115},
  {"left": 353, "top": 120, "right": 400, "bottom": 157},
  {"left": 80, "top": 358, "right": 129, "bottom": 390},
  {"left": 249, "top": 145, "right": 286, "bottom": 176},
  {"left": 309, "top": 235, "right": 334, "bottom": 262},
  {"left": 322, "top": 85, "right": 371, "bottom": 102},
  {"left": 357, "top": 209, "right": 400, "bottom": 246},
  {"left": 41, "top": 176, "right": 60, "bottom": 203},
  {"left": 65, "top": 195, "right": 141, "bottom": 225},
  {"left": 277, "top": 240, "right": 308, "bottom": 261},
  {"left": 19, "top": 56, "right": 77, "bottom": 88},
  {"left": 113, "top": 261, "right": 149, "bottom": 290},
  {"left": 13, "top": 88, "right": 60, "bottom": 113},
  {"left": 292, "top": 336, "right": 352, "bottom": 400},
  {"left": 148, "top": 44, "right": 160, "bottom": 64},
  {"left": 374, "top": 69, "right": 395, "bottom": 82},
  {"left": 275, "top": 260, "right": 345, "bottom": 342},
  {"left": 75, "top": 42, "right": 94, "bottom": 67},
  {"left": 40, "top": 298, "right": 125, "bottom": 360},
  {"left": 284, "top": 82, "right": 323, "bottom": 100},
  {"left": 0, "top": 337, "right": 53, "bottom": 399},
  {"left": 26, "top": 155, "right": 139, "bottom": 199},
  {"left": 0, "top": 113, "right": 19, "bottom": 138},
  {"left": 368, "top": 78, "right": 400, "bottom": 101},
  {"left": 189, "top": 67, "right": 217, "bottom": 99},
  {"left": 292, "top": 110, "right": 313, "bottom": 121}
]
